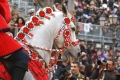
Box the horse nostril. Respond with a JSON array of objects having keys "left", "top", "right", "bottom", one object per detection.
[{"left": 78, "top": 52, "right": 81, "bottom": 57}]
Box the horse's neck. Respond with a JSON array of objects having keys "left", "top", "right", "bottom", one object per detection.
[
  {"left": 25, "top": 13, "right": 63, "bottom": 48},
  {"left": 23, "top": 12, "right": 63, "bottom": 65}
]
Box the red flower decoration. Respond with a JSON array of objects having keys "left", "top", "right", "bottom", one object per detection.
[
  {"left": 64, "top": 17, "right": 70, "bottom": 24},
  {"left": 72, "top": 42, "right": 76, "bottom": 46},
  {"left": 63, "top": 29, "right": 71, "bottom": 37},
  {"left": 65, "top": 38, "right": 70, "bottom": 42},
  {"left": 32, "top": 16, "right": 39, "bottom": 23},
  {"left": 23, "top": 27, "right": 29, "bottom": 34},
  {"left": 46, "top": 8, "right": 52, "bottom": 14},
  {"left": 39, "top": 11, "right": 45, "bottom": 17},
  {"left": 28, "top": 22, "right": 34, "bottom": 29},
  {"left": 71, "top": 16, "right": 74, "bottom": 22},
  {"left": 18, "top": 32, "right": 25, "bottom": 39},
  {"left": 64, "top": 42, "right": 69, "bottom": 47},
  {"left": 31, "top": 52, "right": 37, "bottom": 59}
]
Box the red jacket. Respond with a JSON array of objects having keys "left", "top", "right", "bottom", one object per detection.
[
  {"left": 0, "top": 0, "right": 22, "bottom": 57},
  {"left": 0, "top": 0, "right": 11, "bottom": 31}
]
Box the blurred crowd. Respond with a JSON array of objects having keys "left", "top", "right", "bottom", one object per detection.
[
  {"left": 74, "top": 0, "right": 120, "bottom": 26},
  {"left": 49, "top": 41, "right": 120, "bottom": 80},
  {"left": 8, "top": 0, "right": 120, "bottom": 37}
]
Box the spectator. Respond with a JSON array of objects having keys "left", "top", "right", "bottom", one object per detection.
[
  {"left": 33, "top": 0, "right": 39, "bottom": 11},
  {"left": 74, "top": 0, "right": 79, "bottom": 10},
  {"left": 59, "top": 69, "right": 77, "bottom": 80},
  {"left": 80, "top": 41, "right": 87, "bottom": 53},
  {"left": 108, "top": 0, "right": 114, "bottom": 9},
  {"left": 96, "top": 0, "right": 102, "bottom": 7},
  {"left": 86, "top": 15, "right": 95, "bottom": 24},
  {"left": 83, "top": 5, "right": 89, "bottom": 18},
  {"left": 88, "top": 6, "right": 94, "bottom": 16},
  {"left": 55, "top": 3, "right": 62, "bottom": 11},
  {"left": 15, "top": 17, "right": 25, "bottom": 28},
  {"left": 78, "top": 1, "right": 83, "bottom": 9},
  {"left": 90, "top": 0, "right": 96, "bottom": 7},
  {"left": 103, "top": 0, "right": 107, "bottom": 4},
  {"left": 103, "top": 60, "right": 120, "bottom": 80},
  {"left": 28, "top": 9, "right": 35, "bottom": 16},
  {"left": 97, "top": 50, "right": 107, "bottom": 61},
  {"left": 104, "top": 49, "right": 115, "bottom": 61},
  {"left": 90, "top": 59, "right": 107, "bottom": 79},
  {"left": 54, "top": 59, "right": 70, "bottom": 79},
  {"left": 80, "top": 52, "right": 88, "bottom": 65},
  {"left": 70, "top": 62, "right": 84, "bottom": 79},
  {"left": 76, "top": 8, "right": 84, "bottom": 22}
]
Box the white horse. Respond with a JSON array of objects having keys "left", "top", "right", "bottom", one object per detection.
[{"left": 0, "top": 5, "right": 80, "bottom": 80}]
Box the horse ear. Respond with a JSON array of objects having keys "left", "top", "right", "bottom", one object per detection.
[{"left": 62, "top": 4, "right": 68, "bottom": 16}]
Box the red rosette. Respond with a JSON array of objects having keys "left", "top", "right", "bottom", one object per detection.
[
  {"left": 64, "top": 17, "right": 70, "bottom": 24},
  {"left": 31, "top": 52, "right": 37, "bottom": 59},
  {"left": 71, "top": 40, "right": 80, "bottom": 46},
  {"left": 23, "top": 27, "right": 29, "bottom": 34},
  {"left": 76, "top": 39, "right": 80, "bottom": 44},
  {"left": 71, "top": 16, "right": 74, "bottom": 22},
  {"left": 64, "top": 42, "right": 69, "bottom": 47},
  {"left": 45, "top": 15, "right": 50, "bottom": 19},
  {"left": 28, "top": 22, "right": 34, "bottom": 29},
  {"left": 39, "top": 11, "right": 45, "bottom": 17},
  {"left": 46, "top": 8, "right": 52, "bottom": 14},
  {"left": 63, "top": 29, "right": 71, "bottom": 37},
  {"left": 64, "top": 37, "right": 70, "bottom": 43},
  {"left": 17, "top": 32, "right": 25, "bottom": 39},
  {"left": 32, "top": 16, "right": 39, "bottom": 23},
  {"left": 71, "top": 42, "right": 76, "bottom": 46}
]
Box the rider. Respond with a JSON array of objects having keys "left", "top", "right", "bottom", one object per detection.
[{"left": 0, "top": 0, "right": 30, "bottom": 80}]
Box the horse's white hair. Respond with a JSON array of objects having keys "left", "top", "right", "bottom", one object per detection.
[{"left": 16, "top": 6, "right": 80, "bottom": 80}]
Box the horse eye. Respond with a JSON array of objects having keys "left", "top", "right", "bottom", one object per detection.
[{"left": 71, "top": 27, "right": 75, "bottom": 31}]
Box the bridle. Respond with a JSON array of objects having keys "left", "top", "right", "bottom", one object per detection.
[
  {"left": 15, "top": 8, "right": 79, "bottom": 61},
  {"left": 54, "top": 17, "right": 79, "bottom": 50}
]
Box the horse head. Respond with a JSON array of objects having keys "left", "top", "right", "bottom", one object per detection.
[
  {"left": 15, "top": 5, "right": 80, "bottom": 65},
  {"left": 53, "top": 5, "right": 80, "bottom": 61}
]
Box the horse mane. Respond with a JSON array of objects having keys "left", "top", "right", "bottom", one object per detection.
[
  {"left": 62, "top": 4, "right": 67, "bottom": 16},
  {"left": 15, "top": 7, "right": 65, "bottom": 65}
]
